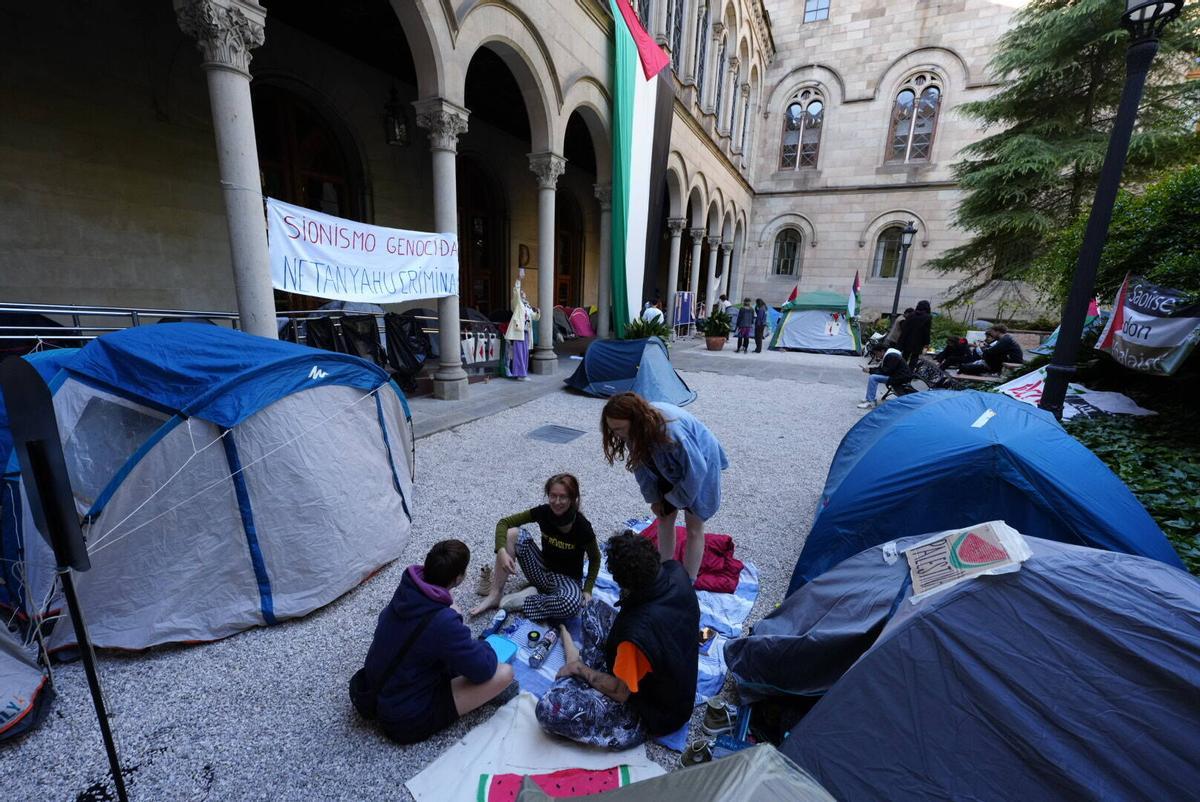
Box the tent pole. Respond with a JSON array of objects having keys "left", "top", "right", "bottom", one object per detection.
[{"left": 59, "top": 570, "right": 129, "bottom": 802}]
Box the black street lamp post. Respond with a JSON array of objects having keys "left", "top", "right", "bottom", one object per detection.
[
  {"left": 1039, "top": 0, "right": 1183, "bottom": 419},
  {"left": 889, "top": 221, "right": 919, "bottom": 319}
]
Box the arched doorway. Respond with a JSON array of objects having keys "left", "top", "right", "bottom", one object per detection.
[
  {"left": 555, "top": 191, "right": 584, "bottom": 308},
  {"left": 252, "top": 83, "right": 363, "bottom": 311},
  {"left": 457, "top": 156, "right": 506, "bottom": 315}
]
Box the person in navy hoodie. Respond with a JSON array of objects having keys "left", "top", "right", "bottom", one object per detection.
[{"left": 358, "top": 540, "right": 514, "bottom": 743}]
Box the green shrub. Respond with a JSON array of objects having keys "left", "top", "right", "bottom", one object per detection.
[
  {"left": 698, "top": 310, "right": 732, "bottom": 337},
  {"left": 624, "top": 316, "right": 673, "bottom": 343},
  {"left": 930, "top": 314, "right": 967, "bottom": 345}
]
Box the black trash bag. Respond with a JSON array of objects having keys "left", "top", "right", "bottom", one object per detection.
[
  {"left": 304, "top": 315, "right": 385, "bottom": 367},
  {"left": 384, "top": 312, "right": 431, "bottom": 391}
]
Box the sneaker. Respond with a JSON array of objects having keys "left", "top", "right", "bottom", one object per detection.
[
  {"left": 679, "top": 737, "right": 714, "bottom": 768},
  {"left": 856, "top": 400, "right": 876, "bottom": 410},
  {"left": 499, "top": 586, "right": 537, "bottom": 612},
  {"left": 475, "top": 566, "right": 493, "bottom": 597},
  {"left": 701, "top": 698, "right": 738, "bottom": 736}
]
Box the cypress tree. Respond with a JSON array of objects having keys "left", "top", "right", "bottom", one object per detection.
[{"left": 929, "top": 0, "right": 1200, "bottom": 305}]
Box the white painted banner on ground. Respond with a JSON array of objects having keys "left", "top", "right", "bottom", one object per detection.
[
  {"left": 996, "top": 366, "right": 1156, "bottom": 420},
  {"left": 1097, "top": 274, "right": 1200, "bottom": 376},
  {"left": 267, "top": 198, "right": 458, "bottom": 303}
]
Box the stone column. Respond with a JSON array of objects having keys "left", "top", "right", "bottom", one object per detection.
[
  {"left": 665, "top": 218, "right": 686, "bottom": 329},
  {"left": 529, "top": 152, "right": 567, "bottom": 374},
  {"left": 735, "top": 83, "right": 751, "bottom": 152},
  {"left": 721, "top": 57, "right": 740, "bottom": 136},
  {"left": 704, "top": 235, "right": 721, "bottom": 315},
  {"left": 703, "top": 22, "right": 725, "bottom": 113},
  {"left": 414, "top": 98, "right": 471, "bottom": 400},
  {"left": 594, "top": 184, "right": 613, "bottom": 339},
  {"left": 175, "top": 0, "right": 275, "bottom": 338},
  {"left": 688, "top": 228, "right": 705, "bottom": 320},
  {"left": 720, "top": 242, "right": 734, "bottom": 298}
]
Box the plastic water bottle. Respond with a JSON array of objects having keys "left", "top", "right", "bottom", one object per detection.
[
  {"left": 481, "top": 609, "right": 507, "bottom": 638},
  {"left": 529, "top": 628, "right": 558, "bottom": 669}
]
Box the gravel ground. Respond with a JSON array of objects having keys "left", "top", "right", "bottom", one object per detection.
[{"left": 1, "top": 364, "right": 864, "bottom": 801}]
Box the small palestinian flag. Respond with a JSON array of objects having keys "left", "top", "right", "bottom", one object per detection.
[
  {"left": 847, "top": 271, "right": 862, "bottom": 318},
  {"left": 610, "top": 0, "right": 673, "bottom": 336},
  {"left": 787, "top": 283, "right": 799, "bottom": 303}
]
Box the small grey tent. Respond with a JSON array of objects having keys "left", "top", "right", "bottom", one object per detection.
[{"left": 515, "top": 746, "right": 834, "bottom": 802}]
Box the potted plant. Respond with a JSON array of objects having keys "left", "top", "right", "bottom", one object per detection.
[{"left": 697, "top": 309, "right": 732, "bottom": 351}]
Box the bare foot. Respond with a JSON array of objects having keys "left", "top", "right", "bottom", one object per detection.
[
  {"left": 469, "top": 594, "right": 501, "bottom": 617},
  {"left": 559, "top": 625, "right": 580, "bottom": 664}
]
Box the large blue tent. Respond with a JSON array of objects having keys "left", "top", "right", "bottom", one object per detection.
[
  {"left": 564, "top": 336, "right": 696, "bottom": 406},
  {"left": 736, "top": 536, "right": 1200, "bottom": 801},
  {"left": 787, "top": 390, "right": 1181, "bottom": 594}
]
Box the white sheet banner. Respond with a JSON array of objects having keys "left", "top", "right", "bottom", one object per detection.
[
  {"left": 996, "top": 366, "right": 1156, "bottom": 420},
  {"left": 266, "top": 198, "right": 458, "bottom": 303}
]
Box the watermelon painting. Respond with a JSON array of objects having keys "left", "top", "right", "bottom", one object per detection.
[
  {"left": 949, "top": 530, "right": 1010, "bottom": 569},
  {"left": 479, "top": 765, "right": 632, "bottom": 801}
]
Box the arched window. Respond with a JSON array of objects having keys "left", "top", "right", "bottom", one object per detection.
[
  {"left": 670, "top": 0, "right": 686, "bottom": 72},
  {"left": 780, "top": 89, "right": 824, "bottom": 170},
  {"left": 694, "top": 6, "right": 709, "bottom": 97},
  {"left": 727, "top": 66, "right": 740, "bottom": 131},
  {"left": 887, "top": 73, "right": 942, "bottom": 163},
  {"left": 772, "top": 229, "right": 803, "bottom": 276},
  {"left": 871, "top": 225, "right": 905, "bottom": 278},
  {"left": 714, "top": 40, "right": 728, "bottom": 113},
  {"left": 634, "top": 0, "right": 653, "bottom": 29}
]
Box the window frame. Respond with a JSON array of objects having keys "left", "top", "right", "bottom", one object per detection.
[
  {"left": 871, "top": 225, "right": 906, "bottom": 279},
  {"left": 803, "top": 0, "right": 830, "bottom": 23},
  {"left": 694, "top": 5, "right": 710, "bottom": 98},
  {"left": 885, "top": 73, "right": 943, "bottom": 164},
  {"left": 779, "top": 88, "right": 825, "bottom": 171},
  {"left": 771, "top": 228, "right": 803, "bottom": 277}
]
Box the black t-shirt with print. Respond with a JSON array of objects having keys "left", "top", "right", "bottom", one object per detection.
[{"left": 530, "top": 504, "right": 596, "bottom": 580}]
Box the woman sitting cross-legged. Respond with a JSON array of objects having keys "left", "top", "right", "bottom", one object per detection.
[
  {"left": 470, "top": 473, "right": 599, "bottom": 621},
  {"left": 535, "top": 531, "right": 700, "bottom": 749}
]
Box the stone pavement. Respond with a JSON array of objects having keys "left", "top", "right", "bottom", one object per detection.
[{"left": 407, "top": 336, "right": 866, "bottom": 439}]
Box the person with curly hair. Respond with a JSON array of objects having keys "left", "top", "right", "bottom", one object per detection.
[
  {"left": 535, "top": 531, "right": 700, "bottom": 749},
  {"left": 601, "top": 392, "right": 728, "bottom": 581}
]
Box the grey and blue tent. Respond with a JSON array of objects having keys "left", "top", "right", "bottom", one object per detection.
[
  {"left": 1, "top": 324, "right": 414, "bottom": 662},
  {"left": 728, "top": 535, "right": 1200, "bottom": 801},
  {"left": 787, "top": 390, "right": 1182, "bottom": 594},
  {"left": 564, "top": 336, "right": 696, "bottom": 406}
]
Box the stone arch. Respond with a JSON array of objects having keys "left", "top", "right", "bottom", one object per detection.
[
  {"left": 560, "top": 79, "right": 613, "bottom": 182},
  {"left": 758, "top": 212, "right": 818, "bottom": 249},
  {"left": 858, "top": 210, "right": 930, "bottom": 250},
  {"left": 720, "top": 208, "right": 734, "bottom": 242},
  {"left": 452, "top": 6, "right": 562, "bottom": 151},
  {"left": 875, "top": 47, "right": 971, "bottom": 100},
  {"left": 766, "top": 64, "right": 846, "bottom": 115},
  {"left": 686, "top": 181, "right": 707, "bottom": 228},
  {"left": 706, "top": 195, "right": 723, "bottom": 234},
  {"left": 666, "top": 162, "right": 687, "bottom": 218},
  {"left": 386, "top": 0, "right": 447, "bottom": 98}
]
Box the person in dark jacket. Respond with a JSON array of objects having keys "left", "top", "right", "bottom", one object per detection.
[
  {"left": 753, "top": 299, "right": 768, "bottom": 353},
  {"left": 935, "top": 336, "right": 975, "bottom": 370},
  {"left": 898, "top": 300, "right": 933, "bottom": 368},
  {"left": 536, "top": 531, "right": 700, "bottom": 749},
  {"left": 959, "top": 325, "right": 1024, "bottom": 375},
  {"left": 358, "top": 540, "right": 514, "bottom": 744},
  {"left": 734, "top": 298, "right": 755, "bottom": 352},
  {"left": 858, "top": 347, "right": 913, "bottom": 409}
]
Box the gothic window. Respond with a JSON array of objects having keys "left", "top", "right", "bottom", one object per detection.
[
  {"left": 887, "top": 73, "right": 942, "bottom": 163},
  {"left": 714, "top": 40, "right": 727, "bottom": 113},
  {"left": 804, "top": 0, "right": 830, "bottom": 22},
  {"left": 872, "top": 225, "right": 905, "bottom": 278},
  {"left": 779, "top": 89, "right": 824, "bottom": 170},
  {"left": 695, "top": 6, "right": 709, "bottom": 96},
  {"left": 671, "top": 0, "right": 686, "bottom": 72},
  {"left": 727, "top": 67, "right": 740, "bottom": 130},
  {"left": 772, "top": 229, "right": 802, "bottom": 276},
  {"left": 634, "top": 0, "right": 652, "bottom": 29}
]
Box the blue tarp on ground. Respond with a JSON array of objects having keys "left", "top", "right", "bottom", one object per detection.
[
  {"left": 564, "top": 336, "right": 696, "bottom": 406},
  {"left": 787, "top": 390, "right": 1182, "bottom": 594},
  {"left": 755, "top": 536, "right": 1200, "bottom": 801}
]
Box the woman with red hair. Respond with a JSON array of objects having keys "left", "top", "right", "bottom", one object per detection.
[{"left": 601, "top": 393, "right": 728, "bottom": 581}]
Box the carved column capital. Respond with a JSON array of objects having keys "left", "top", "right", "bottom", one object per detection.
[
  {"left": 740, "top": 82, "right": 751, "bottom": 97},
  {"left": 706, "top": 235, "right": 722, "bottom": 247},
  {"left": 413, "top": 98, "right": 470, "bottom": 153},
  {"left": 529, "top": 152, "right": 567, "bottom": 191},
  {"left": 712, "top": 21, "right": 726, "bottom": 39},
  {"left": 690, "top": 227, "right": 707, "bottom": 242},
  {"left": 667, "top": 217, "right": 687, "bottom": 235},
  {"left": 721, "top": 242, "right": 733, "bottom": 253},
  {"left": 728, "top": 56, "right": 741, "bottom": 72},
  {"left": 593, "top": 183, "right": 613, "bottom": 210},
  {"left": 174, "top": 0, "right": 266, "bottom": 75}
]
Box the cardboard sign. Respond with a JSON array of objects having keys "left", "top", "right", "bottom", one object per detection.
[{"left": 903, "top": 521, "right": 1031, "bottom": 602}]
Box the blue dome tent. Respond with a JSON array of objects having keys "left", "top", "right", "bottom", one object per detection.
[
  {"left": 564, "top": 336, "right": 696, "bottom": 406},
  {"left": 732, "top": 536, "right": 1200, "bottom": 801},
  {"left": 2, "top": 324, "right": 414, "bottom": 657},
  {"left": 787, "top": 391, "right": 1181, "bottom": 595}
]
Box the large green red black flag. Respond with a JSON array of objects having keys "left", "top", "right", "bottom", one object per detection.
[{"left": 609, "top": 0, "right": 674, "bottom": 336}]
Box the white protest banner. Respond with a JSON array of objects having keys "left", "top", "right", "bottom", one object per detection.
[
  {"left": 1097, "top": 274, "right": 1200, "bottom": 376},
  {"left": 996, "top": 366, "right": 1156, "bottom": 420},
  {"left": 267, "top": 198, "right": 459, "bottom": 303}
]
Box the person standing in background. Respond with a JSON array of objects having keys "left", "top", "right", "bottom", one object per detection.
[{"left": 753, "top": 299, "right": 768, "bottom": 353}]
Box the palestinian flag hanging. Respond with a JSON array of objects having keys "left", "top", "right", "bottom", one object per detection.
[
  {"left": 847, "top": 271, "right": 862, "bottom": 318},
  {"left": 610, "top": 0, "right": 674, "bottom": 337}
]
